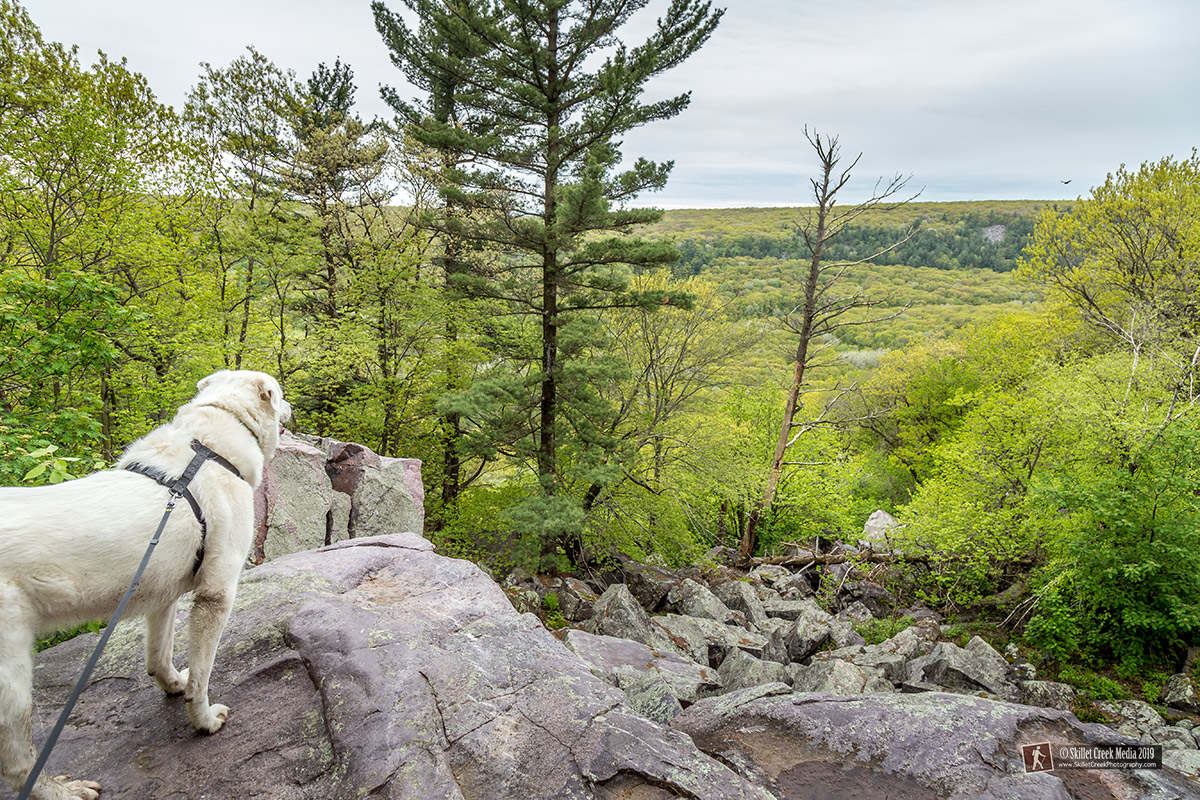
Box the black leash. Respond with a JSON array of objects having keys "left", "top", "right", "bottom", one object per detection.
[{"left": 17, "top": 441, "right": 237, "bottom": 800}]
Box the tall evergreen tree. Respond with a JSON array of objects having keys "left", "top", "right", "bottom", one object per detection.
[{"left": 374, "top": 0, "right": 723, "bottom": 567}]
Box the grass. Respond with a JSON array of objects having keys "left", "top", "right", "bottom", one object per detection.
[{"left": 36, "top": 620, "right": 104, "bottom": 652}]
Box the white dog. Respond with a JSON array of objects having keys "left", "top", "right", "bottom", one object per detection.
[{"left": 0, "top": 370, "right": 291, "bottom": 800}]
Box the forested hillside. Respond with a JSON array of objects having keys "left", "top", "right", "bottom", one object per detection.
[
  {"left": 3, "top": 0, "right": 1199, "bottom": 686},
  {"left": 647, "top": 200, "right": 1052, "bottom": 273}
]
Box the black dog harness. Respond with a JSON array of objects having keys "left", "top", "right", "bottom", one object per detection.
[{"left": 123, "top": 439, "right": 244, "bottom": 574}]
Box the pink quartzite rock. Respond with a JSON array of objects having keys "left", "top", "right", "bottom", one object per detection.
[
  {"left": 252, "top": 433, "right": 423, "bottom": 563},
  {"left": 26, "top": 535, "right": 772, "bottom": 800}
]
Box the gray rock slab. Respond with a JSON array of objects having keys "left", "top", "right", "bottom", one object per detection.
[
  {"left": 1098, "top": 699, "right": 1168, "bottom": 736},
  {"left": 666, "top": 577, "right": 736, "bottom": 624},
  {"left": 255, "top": 435, "right": 337, "bottom": 562},
  {"left": 610, "top": 666, "right": 684, "bottom": 725},
  {"left": 1019, "top": 680, "right": 1077, "bottom": 711},
  {"left": 1163, "top": 674, "right": 1200, "bottom": 713},
  {"left": 713, "top": 579, "right": 771, "bottom": 627},
  {"left": 584, "top": 583, "right": 686, "bottom": 657},
  {"left": 28, "top": 535, "right": 769, "bottom": 800},
  {"left": 672, "top": 688, "right": 1200, "bottom": 800},
  {"left": 253, "top": 434, "right": 424, "bottom": 565},
  {"left": 716, "top": 649, "right": 789, "bottom": 694},
  {"left": 1146, "top": 726, "right": 1197, "bottom": 751},
  {"left": 1166, "top": 750, "right": 1200, "bottom": 780},
  {"left": 790, "top": 658, "right": 893, "bottom": 695},
  {"left": 653, "top": 614, "right": 769, "bottom": 667},
  {"left": 781, "top": 602, "right": 863, "bottom": 662},
  {"left": 906, "top": 640, "right": 1019, "bottom": 702},
  {"left": 748, "top": 564, "right": 791, "bottom": 586},
  {"left": 554, "top": 577, "right": 599, "bottom": 622},
  {"left": 762, "top": 596, "right": 823, "bottom": 621},
  {"left": 561, "top": 629, "right": 720, "bottom": 705}
]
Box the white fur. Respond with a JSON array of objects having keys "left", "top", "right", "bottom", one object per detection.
[{"left": 0, "top": 370, "right": 290, "bottom": 800}]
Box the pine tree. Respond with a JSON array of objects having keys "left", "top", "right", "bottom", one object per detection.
[{"left": 374, "top": 0, "right": 723, "bottom": 568}]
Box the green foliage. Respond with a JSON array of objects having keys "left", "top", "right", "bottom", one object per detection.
[
  {"left": 1056, "top": 666, "right": 1130, "bottom": 702},
  {"left": 541, "top": 592, "right": 567, "bottom": 629},
  {"left": 430, "top": 482, "right": 534, "bottom": 576},
  {"left": 1020, "top": 152, "right": 1200, "bottom": 348},
  {"left": 1140, "top": 672, "right": 1173, "bottom": 704},
  {"left": 376, "top": 0, "right": 724, "bottom": 564},
  {"left": 1070, "top": 698, "right": 1111, "bottom": 724},
  {"left": 35, "top": 620, "right": 104, "bottom": 653},
  {"left": 7, "top": 0, "right": 1200, "bottom": 686},
  {"left": 853, "top": 616, "right": 913, "bottom": 646},
  {"left": 642, "top": 201, "right": 1052, "bottom": 274},
  {"left": 20, "top": 444, "right": 104, "bottom": 485},
  {"left": 1026, "top": 418, "right": 1200, "bottom": 669}
]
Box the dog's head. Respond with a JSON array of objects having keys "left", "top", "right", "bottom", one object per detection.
[{"left": 194, "top": 370, "right": 291, "bottom": 455}]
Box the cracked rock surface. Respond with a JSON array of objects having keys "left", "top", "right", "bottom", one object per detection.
[
  {"left": 24, "top": 534, "right": 770, "bottom": 800},
  {"left": 671, "top": 686, "right": 1200, "bottom": 800}
]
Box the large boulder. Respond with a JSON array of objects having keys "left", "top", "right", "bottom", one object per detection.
[
  {"left": 652, "top": 614, "right": 769, "bottom": 667},
  {"left": 781, "top": 601, "right": 864, "bottom": 663},
  {"left": 1019, "top": 680, "right": 1078, "bottom": 711},
  {"left": 790, "top": 659, "right": 892, "bottom": 695},
  {"left": 253, "top": 433, "right": 423, "bottom": 562},
  {"left": 582, "top": 583, "right": 684, "bottom": 657},
  {"left": 712, "top": 579, "right": 771, "bottom": 627},
  {"left": 604, "top": 557, "right": 681, "bottom": 612},
  {"left": 671, "top": 687, "right": 1200, "bottom": 799},
  {"left": 717, "top": 649, "right": 789, "bottom": 693},
  {"left": 860, "top": 508, "right": 899, "bottom": 551},
  {"left": 905, "top": 638, "right": 1019, "bottom": 701},
  {"left": 850, "top": 623, "right": 937, "bottom": 684},
  {"left": 1163, "top": 674, "right": 1200, "bottom": 713},
  {"left": 666, "top": 578, "right": 737, "bottom": 624},
  {"left": 27, "top": 535, "right": 770, "bottom": 799}
]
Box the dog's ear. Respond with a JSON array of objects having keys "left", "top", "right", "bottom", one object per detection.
[
  {"left": 197, "top": 370, "right": 230, "bottom": 393},
  {"left": 256, "top": 375, "right": 279, "bottom": 410}
]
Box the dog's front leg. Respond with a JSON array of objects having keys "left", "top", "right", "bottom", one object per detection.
[
  {"left": 146, "top": 601, "right": 187, "bottom": 695},
  {"left": 183, "top": 591, "right": 233, "bottom": 734}
]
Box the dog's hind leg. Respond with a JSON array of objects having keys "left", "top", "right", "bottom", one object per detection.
[
  {"left": 183, "top": 590, "right": 234, "bottom": 735},
  {"left": 146, "top": 601, "right": 187, "bottom": 695},
  {"left": 0, "top": 585, "right": 99, "bottom": 800}
]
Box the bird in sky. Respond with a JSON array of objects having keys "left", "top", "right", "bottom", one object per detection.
[{"left": 1061, "top": 180, "right": 1072, "bottom": 184}]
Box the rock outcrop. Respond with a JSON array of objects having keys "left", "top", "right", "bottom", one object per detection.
[
  {"left": 253, "top": 433, "right": 424, "bottom": 562},
  {"left": 672, "top": 686, "right": 1194, "bottom": 799},
  {"left": 23, "top": 443, "right": 1200, "bottom": 799},
  {"left": 26, "top": 535, "right": 769, "bottom": 799}
]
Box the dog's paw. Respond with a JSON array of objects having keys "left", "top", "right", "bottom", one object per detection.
[
  {"left": 51, "top": 775, "right": 101, "bottom": 799},
  {"left": 154, "top": 667, "right": 188, "bottom": 695},
  {"left": 190, "top": 702, "right": 229, "bottom": 734}
]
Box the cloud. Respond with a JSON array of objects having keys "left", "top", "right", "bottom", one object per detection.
[{"left": 32, "top": 0, "right": 1200, "bottom": 207}]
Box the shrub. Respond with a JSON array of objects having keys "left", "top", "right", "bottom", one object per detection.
[{"left": 853, "top": 616, "right": 913, "bottom": 646}]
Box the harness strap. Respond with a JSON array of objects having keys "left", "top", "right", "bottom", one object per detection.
[{"left": 123, "top": 440, "right": 244, "bottom": 575}]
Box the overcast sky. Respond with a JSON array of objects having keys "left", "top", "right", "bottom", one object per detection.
[{"left": 33, "top": 0, "right": 1200, "bottom": 208}]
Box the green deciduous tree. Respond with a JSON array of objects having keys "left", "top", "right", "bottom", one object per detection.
[
  {"left": 185, "top": 47, "right": 312, "bottom": 375},
  {"left": 1020, "top": 153, "right": 1200, "bottom": 418},
  {"left": 0, "top": 1, "right": 200, "bottom": 461}
]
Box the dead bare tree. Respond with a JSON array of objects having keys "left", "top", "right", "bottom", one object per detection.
[{"left": 739, "top": 127, "right": 917, "bottom": 560}]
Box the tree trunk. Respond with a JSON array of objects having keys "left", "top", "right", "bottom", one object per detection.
[
  {"left": 538, "top": 10, "right": 563, "bottom": 562},
  {"left": 739, "top": 156, "right": 833, "bottom": 559}
]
